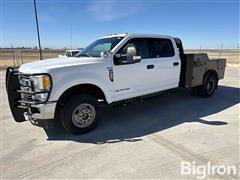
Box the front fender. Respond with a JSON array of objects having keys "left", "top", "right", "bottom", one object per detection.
[{"left": 48, "top": 68, "right": 113, "bottom": 103}]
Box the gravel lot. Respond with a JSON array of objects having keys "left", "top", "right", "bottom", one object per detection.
[{"left": 1, "top": 67, "right": 239, "bottom": 179}]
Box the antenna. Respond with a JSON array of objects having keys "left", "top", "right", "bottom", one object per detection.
[{"left": 33, "top": 0, "right": 43, "bottom": 60}]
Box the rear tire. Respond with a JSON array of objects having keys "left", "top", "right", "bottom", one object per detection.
[
  {"left": 60, "top": 94, "right": 100, "bottom": 134},
  {"left": 192, "top": 74, "right": 217, "bottom": 97}
]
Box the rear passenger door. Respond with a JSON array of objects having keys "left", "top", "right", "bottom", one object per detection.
[{"left": 148, "top": 38, "right": 181, "bottom": 90}]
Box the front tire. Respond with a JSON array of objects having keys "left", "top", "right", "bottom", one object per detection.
[{"left": 60, "top": 94, "right": 100, "bottom": 134}]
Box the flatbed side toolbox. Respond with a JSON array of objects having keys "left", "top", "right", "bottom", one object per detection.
[
  {"left": 183, "top": 53, "right": 226, "bottom": 88},
  {"left": 6, "top": 67, "right": 27, "bottom": 122}
]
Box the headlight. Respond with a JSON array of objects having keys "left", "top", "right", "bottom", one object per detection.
[
  {"left": 31, "top": 75, "right": 51, "bottom": 91},
  {"left": 31, "top": 75, "right": 52, "bottom": 102}
]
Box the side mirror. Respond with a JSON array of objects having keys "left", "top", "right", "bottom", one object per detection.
[
  {"left": 100, "top": 51, "right": 110, "bottom": 58},
  {"left": 127, "top": 47, "right": 141, "bottom": 64},
  {"left": 113, "top": 47, "right": 141, "bottom": 65}
]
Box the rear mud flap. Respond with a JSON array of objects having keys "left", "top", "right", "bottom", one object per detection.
[{"left": 6, "top": 67, "right": 27, "bottom": 122}]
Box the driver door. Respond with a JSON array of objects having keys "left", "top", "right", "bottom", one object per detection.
[{"left": 112, "top": 38, "right": 157, "bottom": 101}]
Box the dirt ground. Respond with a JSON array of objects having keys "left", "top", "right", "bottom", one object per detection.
[
  {"left": 0, "top": 49, "right": 65, "bottom": 67},
  {"left": 186, "top": 49, "right": 239, "bottom": 65},
  {"left": 0, "top": 49, "right": 239, "bottom": 68}
]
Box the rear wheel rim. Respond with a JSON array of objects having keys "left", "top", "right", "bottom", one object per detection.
[
  {"left": 72, "top": 103, "right": 96, "bottom": 128},
  {"left": 206, "top": 79, "right": 215, "bottom": 94}
]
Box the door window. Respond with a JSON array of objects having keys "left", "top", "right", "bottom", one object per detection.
[
  {"left": 114, "top": 38, "right": 148, "bottom": 65},
  {"left": 148, "top": 38, "right": 175, "bottom": 58},
  {"left": 66, "top": 51, "right": 71, "bottom": 57},
  {"left": 72, "top": 51, "right": 80, "bottom": 56}
]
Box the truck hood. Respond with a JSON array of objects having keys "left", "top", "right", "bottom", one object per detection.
[{"left": 18, "top": 57, "right": 100, "bottom": 74}]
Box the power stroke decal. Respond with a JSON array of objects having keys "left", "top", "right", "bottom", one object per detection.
[{"left": 107, "top": 67, "right": 114, "bottom": 82}]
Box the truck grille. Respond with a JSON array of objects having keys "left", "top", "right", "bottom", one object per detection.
[
  {"left": 18, "top": 75, "right": 34, "bottom": 107},
  {"left": 21, "top": 93, "right": 32, "bottom": 102}
]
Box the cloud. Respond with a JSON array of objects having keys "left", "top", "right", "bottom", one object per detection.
[{"left": 87, "top": 0, "right": 144, "bottom": 22}]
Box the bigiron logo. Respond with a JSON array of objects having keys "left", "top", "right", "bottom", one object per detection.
[{"left": 180, "top": 161, "right": 238, "bottom": 179}]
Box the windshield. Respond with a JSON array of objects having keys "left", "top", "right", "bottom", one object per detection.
[{"left": 75, "top": 37, "right": 124, "bottom": 57}]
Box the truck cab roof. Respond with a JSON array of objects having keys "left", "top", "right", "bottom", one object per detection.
[
  {"left": 65, "top": 50, "right": 81, "bottom": 52},
  {"left": 101, "top": 33, "right": 174, "bottom": 39}
]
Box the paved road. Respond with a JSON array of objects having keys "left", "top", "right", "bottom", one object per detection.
[{"left": 1, "top": 67, "right": 239, "bottom": 179}]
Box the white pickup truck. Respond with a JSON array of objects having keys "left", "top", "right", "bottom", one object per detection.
[
  {"left": 6, "top": 33, "right": 226, "bottom": 134},
  {"left": 58, "top": 49, "right": 81, "bottom": 58}
]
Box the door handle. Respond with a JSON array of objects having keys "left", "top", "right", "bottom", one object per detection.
[
  {"left": 173, "top": 62, "right": 179, "bottom": 66},
  {"left": 147, "top": 64, "right": 154, "bottom": 69}
]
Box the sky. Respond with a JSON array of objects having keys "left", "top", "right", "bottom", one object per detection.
[{"left": 1, "top": 0, "right": 239, "bottom": 49}]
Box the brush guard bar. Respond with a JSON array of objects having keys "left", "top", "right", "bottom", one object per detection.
[{"left": 5, "top": 67, "right": 53, "bottom": 123}]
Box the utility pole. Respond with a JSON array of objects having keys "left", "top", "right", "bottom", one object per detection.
[
  {"left": 70, "top": 25, "right": 72, "bottom": 49},
  {"left": 33, "top": 0, "right": 43, "bottom": 60},
  {"left": 219, "top": 44, "right": 223, "bottom": 58},
  {"left": 11, "top": 44, "right": 15, "bottom": 66}
]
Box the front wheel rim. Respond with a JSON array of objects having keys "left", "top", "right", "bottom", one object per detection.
[{"left": 72, "top": 103, "right": 96, "bottom": 128}]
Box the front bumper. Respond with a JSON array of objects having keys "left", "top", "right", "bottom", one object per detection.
[{"left": 24, "top": 102, "right": 57, "bottom": 120}]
